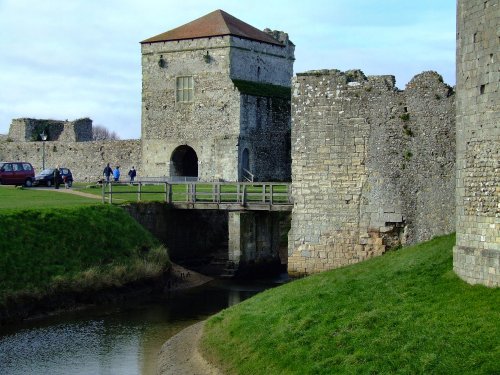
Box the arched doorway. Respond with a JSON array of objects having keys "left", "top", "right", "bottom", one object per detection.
[{"left": 170, "top": 145, "right": 198, "bottom": 179}]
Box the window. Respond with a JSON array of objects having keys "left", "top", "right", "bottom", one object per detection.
[{"left": 176, "top": 76, "right": 194, "bottom": 102}]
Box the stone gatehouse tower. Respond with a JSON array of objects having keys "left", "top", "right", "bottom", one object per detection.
[
  {"left": 454, "top": 0, "right": 499, "bottom": 287},
  {"left": 140, "top": 10, "right": 294, "bottom": 181}
]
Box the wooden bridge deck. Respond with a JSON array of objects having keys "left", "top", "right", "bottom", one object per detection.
[{"left": 101, "top": 181, "right": 293, "bottom": 211}]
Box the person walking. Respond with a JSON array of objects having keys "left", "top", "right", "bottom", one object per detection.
[
  {"left": 113, "top": 166, "right": 120, "bottom": 182},
  {"left": 103, "top": 163, "right": 113, "bottom": 184},
  {"left": 128, "top": 166, "right": 136, "bottom": 184}
]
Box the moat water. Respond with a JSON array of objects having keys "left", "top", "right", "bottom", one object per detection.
[{"left": 0, "top": 277, "right": 285, "bottom": 375}]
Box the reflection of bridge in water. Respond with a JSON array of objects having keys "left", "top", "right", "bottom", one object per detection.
[{"left": 102, "top": 181, "right": 293, "bottom": 212}]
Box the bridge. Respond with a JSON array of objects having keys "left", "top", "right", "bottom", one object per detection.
[
  {"left": 101, "top": 181, "right": 293, "bottom": 211},
  {"left": 102, "top": 180, "right": 293, "bottom": 277}
]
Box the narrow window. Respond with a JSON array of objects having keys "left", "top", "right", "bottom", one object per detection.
[
  {"left": 176, "top": 76, "right": 194, "bottom": 102},
  {"left": 480, "top": 84, "right": 485, "bottom": 95}
]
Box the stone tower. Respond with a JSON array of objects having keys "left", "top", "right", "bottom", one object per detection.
[
  {"left": 140, "top": 10, "right": 294, "bottom": 181},
  {"left": 454, "top": 0, "right": 499, "bottom": 286}
]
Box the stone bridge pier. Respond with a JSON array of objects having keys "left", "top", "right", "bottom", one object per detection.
[
  {"left": 227, "top": 211, "right": 289, "bottom": 276},
  {"left": 124, "top": 203, "right": 290, "bottom": 277}
]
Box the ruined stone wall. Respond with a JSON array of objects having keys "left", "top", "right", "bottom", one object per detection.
[
  {"left": 0, "top": 139, "right": 141, "bottom": 182},
  {"left": 288, "top": 69, "right": 455, "bottom": 275},
  {"left": 8, "top": 118, "right": 92, "bottom": 142},
  {"left": 454, "top": 0, "right": 499, "bottom": 287}
]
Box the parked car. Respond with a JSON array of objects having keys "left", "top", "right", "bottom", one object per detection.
[
  {"left": 0, "top": 161, "right": 35, "bottom": 187},
  {"left": 33, "top": 168, "right": 73, "bottom": 187}
]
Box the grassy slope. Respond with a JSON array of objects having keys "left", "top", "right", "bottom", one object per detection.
[
  {"left": 0, "top": 204, "right": 167, "bottom": 303},
  {"left": 202, "top": 234, "right": 500, "bottom": 375},
  {"left": 0, "top": 186, "right": 98, "bottom": 210}
]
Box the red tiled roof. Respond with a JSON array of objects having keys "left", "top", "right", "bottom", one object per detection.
[{"left": 141, "top": 9, "right": 283, "bottom": 46}]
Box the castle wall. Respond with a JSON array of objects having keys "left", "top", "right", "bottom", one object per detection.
[
  {"left": 230, "top": 34, "right": 294, "bottom": 181},
  {"left": 288, "top": 69, "right": 455, "bottom": 275},
  {"left": 454, "top": 0, "right": 499, "bottom": 287},
  {"left": 0, "top": 140, "right": 141, "bottom": 182},
  {"left": 8, "top": 118, "right": 92, "bottom": 142},
  {"left": 239, "top": 95, "right": 291, "bottom": 181}
]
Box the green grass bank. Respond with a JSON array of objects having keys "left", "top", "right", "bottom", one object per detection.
[
  {"left": 201, "top": 234, "right": 500, "bottom": 374},
  {"left": 0, "top": 203, "right": 169, "bottom": 315},
  {"left": 0, "top": 185, "right": 98, "bottom": 210}
]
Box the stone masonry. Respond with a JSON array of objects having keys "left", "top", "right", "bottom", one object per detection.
[
  {"left": 0, "top": 138, "right": 141, "bottom": 182},
  {"left": 288, "top": 69, "right": 455, "bottom": 275},
  {"left": 454, "top": 0, "right": 499, "bottom": 287},
  {"left": 8, "top": 118, "right": 92, "bottom": 142},
  {"left": 140, "top": 10, "right": 294, "bottom": 182}
]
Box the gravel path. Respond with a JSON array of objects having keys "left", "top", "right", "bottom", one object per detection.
[
  {"left": 156, "top": 265, "right": 223, "bottom": 374},
  {"left": 157, "top": 321, "right": 223, "bottom": 375}
]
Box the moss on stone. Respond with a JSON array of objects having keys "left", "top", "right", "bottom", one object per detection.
[{"left": 232, "top": 79, "right": 291, "bottom": 99}]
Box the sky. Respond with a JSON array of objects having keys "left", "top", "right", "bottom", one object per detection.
[{"left": 0, "top": 0, "right": 456, "bottom": 140}]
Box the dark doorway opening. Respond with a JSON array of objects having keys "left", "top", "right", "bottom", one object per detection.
[
  {"left": 240, "top": 148, "right": 252, "bottom": 181},
  {"left": 171, "top": 145, "right": 198, "bottom": 178}
]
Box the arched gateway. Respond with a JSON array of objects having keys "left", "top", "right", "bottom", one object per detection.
[{"left": 170, "top": 145, "right": 198, "bottom": 179}]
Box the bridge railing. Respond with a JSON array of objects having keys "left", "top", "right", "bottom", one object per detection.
[{"left": 101, "top": 181, "right": 292, "bottom": 207}]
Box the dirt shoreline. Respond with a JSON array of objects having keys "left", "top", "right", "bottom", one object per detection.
[
  {"left": 156, "top": 264, "right": 224, "bottom": 374},
  {"left": 157, "top": 320, "right": 223, "bottom": 375}
]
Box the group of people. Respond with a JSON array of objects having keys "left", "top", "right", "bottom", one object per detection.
[{"left": 103, "top": 163, "right": 136, "bottom": 184}]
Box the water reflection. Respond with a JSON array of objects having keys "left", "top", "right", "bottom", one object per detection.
[{"left": 0, "top": 278, "right": 280, "bottom": 375}]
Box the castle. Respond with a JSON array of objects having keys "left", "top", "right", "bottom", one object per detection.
[
  {"left": 1, "top": 1, "right": 498, "bottom": 286},
  {"left": 140, "top": 10, "right": 294, "bottom": 182}
]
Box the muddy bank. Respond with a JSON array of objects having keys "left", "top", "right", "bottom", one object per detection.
[
  {"left": 0, "top": 272, "right": 168, "bottom": 325},
  {"left": 157, "top": 321, "right": 223, "bottom": 375},
  {"left": 0, "top": 264, "right": 212, "bottom": 326}
]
